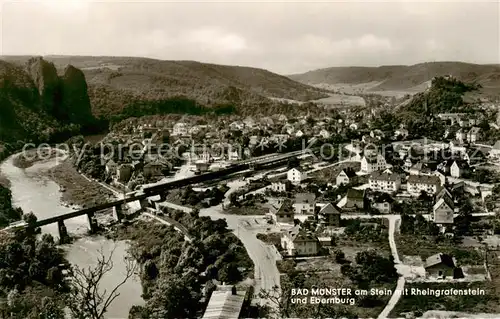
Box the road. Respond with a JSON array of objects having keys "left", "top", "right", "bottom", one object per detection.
[
  {"left": 142, "top": 210, "right": 192, "bottom": 242},
  {"left": 159, "top": 187, "right": 282, "bottom": 307},
  {"left": 343, "top": 214, "right": 404, "bottom": 319}
]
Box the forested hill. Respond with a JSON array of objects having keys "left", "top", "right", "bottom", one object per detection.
[
  {"left": 2, "top": 56, "right": 328, "bottom": 118},
  {"left": 289, "top": 62, "right": 500, "bottom": 97}
]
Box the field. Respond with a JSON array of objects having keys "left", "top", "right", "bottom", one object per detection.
[
  {"left": 312, "top": 93, "right": 366, "bottom": 107},
  {"left": 390, "top": 282, "right": 500, "bottom": 318},
  {"left": 396, "top": 234, "right": 484, "bottom": 266}
]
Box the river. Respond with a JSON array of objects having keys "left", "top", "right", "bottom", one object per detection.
[{"left": 0, "top": 153, "right": 144, "bottom": 319}]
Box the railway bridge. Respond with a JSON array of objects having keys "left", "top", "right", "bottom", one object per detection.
[{"left": 15, "top": 149, "right": 311, "bottom": 242}]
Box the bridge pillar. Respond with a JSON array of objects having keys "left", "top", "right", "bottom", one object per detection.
[
  {"left": 57, "top": 220, "right": 69, "bottom": 244},
  {"left": 159, "top": 192, "right": 167, "bottom": 201},
  {"left": 113, "top": 204, "right": 124, "bottom": 222},
  {"left": 86, "top": 212, "right": 98, "bottom": 234},
  {"left": 139, "top": 198, "right": 149, "bottom": 210}
]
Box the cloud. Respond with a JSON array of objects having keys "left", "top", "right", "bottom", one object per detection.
[{"left": 0, "top": 0, "right": 498, "bottom": 74}]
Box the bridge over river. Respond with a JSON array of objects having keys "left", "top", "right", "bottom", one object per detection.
[{"left": 14, "top": 149, "right": 310, "bottom": 242}]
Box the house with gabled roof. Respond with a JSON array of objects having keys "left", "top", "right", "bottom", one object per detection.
[
  {"left": 360, "top": 153, "right": 387, "bottom": 173},
  {"left": 281, "top": 226, "right": 320, "bottom": 256},
  {"left": 424, "top": 253, "right": 459, "bottom": 278},
  {"left": 269, "top": 198, "right": 294, "bottom": 224},
  {"left": 369, "top": 170, "right": 401, "bottom": 193},
  {"left": 450, "top": 160, "right": 470, "bottom": 178},
  {"left": 336, "top": 168, "right": 357, "bottom": 186},
  {"left": 407, "top": 175, "right": 441, "bottom": 197},
  {"left": 293, "top": 193, "right": 316, "bottom": 215},
  {"left": 287, "top": 168, "right": 307, "bottom": 184},
  {"left": 319, "top": 203, "right": 341, "bottom": 226},
  {"left": 343, "top": 189, "right": 366, "bottom": 211},
  {"left": 432, "top": 198, "right": 454, "bottom": 230},
  {"left": 467, "top": 127, "right": 481, "bottom": 143}
]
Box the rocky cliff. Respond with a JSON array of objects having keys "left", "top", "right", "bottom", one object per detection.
[
  {"left": 26, "top": 57, "right": 61, "bottom": 114},
  {"left": 0, "top": 57, "right": 96, "bottom": 144},
  {"left": 59, "top": 65, "right": 94, "bottom": 127}
]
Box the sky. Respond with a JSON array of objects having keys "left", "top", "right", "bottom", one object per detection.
[{"left": 0, "top": 0, "right": 499, "bottom": 74}]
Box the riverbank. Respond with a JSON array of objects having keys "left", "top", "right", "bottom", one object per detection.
[
  {"left": 47, "top": 159, "right": 115, "bottom": 208},
  {"left": 12, "top": 148, "right": 61, "bottom": 169}
]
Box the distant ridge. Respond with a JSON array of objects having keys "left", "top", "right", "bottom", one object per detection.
[{"left": 288, "top": 62, "right": 500, "bottom": 97}]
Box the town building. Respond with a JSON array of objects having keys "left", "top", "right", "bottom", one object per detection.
[
  {"left": 467, "top": 127, "right": 481, "bottom": 143},
  {"left": 424, "top": 253, "right": 458, "bottom": 278},
  {"left": 455, "top": 129, "right": 466, "bottom": 143},
  {"left": 368, "top": 170, "right": 401, "bottom": 193},
  {"left": 371, "top": 195, "right": 394, "bottom": 214},
  {"left": 432, "top": 198, "right": 454, "bottom": 230},
  {"left": 450, "top": 160, "right": 469, "bottom": 178},
  {"left": 281, "top": 226, "right": 320, "bottom": 256},
  {"left": 293, "top": 193, "right": 316, "bottom": 215},
  {"left": 269, "top": 198, "right": 294, "bottom": 224},
  {"left": 172, "top": 122, "right": 189, "bottom": 136},
  {"left": 287, "top": 168, "right": 307, "bottom": 184},
  {"left": 407, "top": 175, "right": 441, "bottom": 196},
  {"left": 360, "top": 154, "right": 387, "bottom": 173},
  {"left": 116, "top": 164, "right": 133, "bottom": 184},
  {"left": 336, "top": 168, "right": 357, "bottom": 186},
  {"left": 343, "top": 189, "right": 365, "bottom": 211},
  {"left": 409, "top": 162, "right": 432, "bottom": 176},
  {"left": 319, "top": 203, "right": 341, "bottom": 227},
  {"left": 202, "top": 285, "right": 247, "bottom": 319},
  {"left": 270, "top": 181, "right": 287, "bottom": 193}
]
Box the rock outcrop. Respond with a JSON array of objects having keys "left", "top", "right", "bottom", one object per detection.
[
  {"left": 26, "top": 56, "right": 61, "bottom": 114},
  {"left": 59, "top": 65, "right": 94, "bottom": 127}
]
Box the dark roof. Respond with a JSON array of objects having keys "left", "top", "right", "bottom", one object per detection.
[
  {"left": 346, "top": 188, "right": 365, "bottom": 200},
  {"left": 425, "top": 253, "right": 456, "bottom": 268},
  {"left": 319, "top": 203, "right": 341, "bottom": 215},
  {"left": 295, "top": 193, "right": 316, "bottom": 204},
  {"left": 271, "top": 198, "right": 293, "bottom": 216},
  {"left": 407, "top": 174, "right": 441, "bottom": 186},
  {"left": 369, "top": 170, "right": 401, "bottom": 182},
  {"left": 339, "top": 168, "right": 357, "bottom": 178}
]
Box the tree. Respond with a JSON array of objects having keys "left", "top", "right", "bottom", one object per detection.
[
  {"left": 67, "top": 248, "right": 137, "bottom": 319},
  {"left": 217, "top": 263, "right": 242, "bottom": 284}
]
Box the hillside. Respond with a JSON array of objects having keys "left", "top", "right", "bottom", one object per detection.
[
  {"left": 0, "top": 57, "right": 96, "bottom": 151},
  {"left": 289, "top": 62, "right": 500, "bottom": 98},
  {"left": 2, "top": 56, "right": 328, "bottom": 118}
]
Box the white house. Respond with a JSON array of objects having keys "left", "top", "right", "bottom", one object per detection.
[
  {"left": 287, "top": 168, "right": 307, "bottom": 184},
  {"left": 336, "top": 169, "right": 356, "bottom": 186},
  {"left": 281, "top": 226, "right": 320, "bottom": 256},
  {"left": 368, "top": 170, "right": 401, "bottom": 193},
  {"left": 172, "top": 122, "right": 189, "bottom": 136},
  {"left": 455, "top": 129, "right": 466, "bottom": 143},
  {"left": 467, "top": 127, "right": 481, "bottom": 143},
  {"left": 407, "top": 175, "right": 441, "bottom": 197},
  {"left": 293, "top": 193, "right": 316, "bottom": 215},
  {"left": 450, "top": 160, "right": 469, "bottom": 178},
  {"left": 432, "top": 198, "right": 454, "bottom": 231},
  {"left": 271, "top": 182, "right": 287, "bottom": 193},
  {"left": 360, "top": 154, "right": 387, "bottom": 173},
  {"left": 295, "top": 130, "right": 304, "bottom": 138}
]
